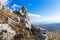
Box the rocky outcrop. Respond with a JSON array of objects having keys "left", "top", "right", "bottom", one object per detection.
[
  {"left": 31, "top": 25, "right": 48, "bottom": 40},
  {"left": 0, "top": 2, "right": 48, "bottom": 40}
]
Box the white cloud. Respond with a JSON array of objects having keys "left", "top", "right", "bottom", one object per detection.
[
  {"left": 29, "top": 13, "right": 41, "bottom": 18},
  {"left": 29, "top": 13, "right": 42, "bottom": 23},
  {"left": 12, "top": 4, "right": 22, "bottom": 8},
  {"left": 29, "top": 13, "right": 60, "bottom": 23},
  {"left": 0, "top": 0, "right": 11, "bottom": 5},
  {"left": 11, "top": 4, "right": 22, "bottom": 10}
]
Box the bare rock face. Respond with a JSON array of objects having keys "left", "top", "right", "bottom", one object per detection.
[
  {"left": 0, "top": 24, "right": 16, "bottom": 40},
  {"left": 0, "top": 2, "right": 48, "bottom": 40}
]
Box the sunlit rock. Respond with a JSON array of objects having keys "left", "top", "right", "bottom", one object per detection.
[{"left": 0, "top": 24, "right": 16, "bottom": 40}]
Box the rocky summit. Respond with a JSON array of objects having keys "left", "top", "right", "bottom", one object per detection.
[{"left": 0, "top": 2, "right": 48, "bottom": 40}]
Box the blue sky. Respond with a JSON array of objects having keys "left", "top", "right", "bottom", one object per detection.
[{"left": 0, "top": 0, "right": 60, "bottom": 24}]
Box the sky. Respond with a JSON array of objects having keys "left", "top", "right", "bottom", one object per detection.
[{"left": 0, "top": 0, "right": 60, "bottom": 24}]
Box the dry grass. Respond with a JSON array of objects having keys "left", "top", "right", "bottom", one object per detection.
[{"left": 47, "top": 32, "right": 60, "bottom": 40}]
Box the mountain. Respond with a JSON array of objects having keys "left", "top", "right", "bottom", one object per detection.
[{"left": 0, "top": 2, "right": 48, "bottom": 40}]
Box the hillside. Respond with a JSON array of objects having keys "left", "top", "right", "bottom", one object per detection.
[
  {"left": 0, "top": 2, "right": 48, "bottom": 40},
  {"left": 0, "top": 3, "right": 38, "bottom": 40}
]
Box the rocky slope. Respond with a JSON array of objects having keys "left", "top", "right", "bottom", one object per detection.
[{"left": 0, "top": 2, "right": 48, "bottom": 40}]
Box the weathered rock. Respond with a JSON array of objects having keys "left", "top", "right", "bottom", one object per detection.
[
  {"left": 31, "top": 26, "right": 48, "bottom": 40},
  {"left": 0, "top": 24, "right": 16, "bottom": 40}
]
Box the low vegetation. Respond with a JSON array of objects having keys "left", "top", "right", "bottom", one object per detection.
[{"left": 47, "top": 32, "right": 60, "bottom": 40}]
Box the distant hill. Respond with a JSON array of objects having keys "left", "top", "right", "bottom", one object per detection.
[{"left": 33, "top": 23, "right": 60, "bottom": 32}]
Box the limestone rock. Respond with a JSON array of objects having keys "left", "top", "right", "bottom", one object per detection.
[{"left": 0, "top": 24, "right": 16, "bottom": 40}]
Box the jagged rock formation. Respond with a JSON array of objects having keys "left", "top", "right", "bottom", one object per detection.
[
  {"left": 0, "top": 2, "right": 48, "bottom": 40},
  {"left": 31, "top": 25, "right": 48, "bottom": 40}
]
